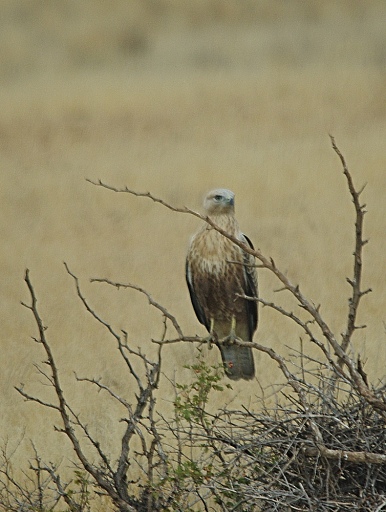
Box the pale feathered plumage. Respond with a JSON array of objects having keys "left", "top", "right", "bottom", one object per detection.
[{"left": 186, "top": 189, "right": 258, "bottom": 380}]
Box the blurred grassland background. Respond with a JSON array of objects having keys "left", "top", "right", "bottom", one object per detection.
[{"left": 1, "top": 0, "right": 386, "bottom": 473}]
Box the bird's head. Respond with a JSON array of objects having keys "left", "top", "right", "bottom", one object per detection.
[{"left": 203, "top": 188, "right": 235, "bottom": 215}]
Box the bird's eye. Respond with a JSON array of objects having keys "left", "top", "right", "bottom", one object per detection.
[{"left": 214, "top": 195, "right": 223, "bottom": 201}]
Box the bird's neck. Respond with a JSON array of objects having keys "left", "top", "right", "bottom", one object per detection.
[{"left": 206, "top": 212, "right": 239, "bottom": 234}]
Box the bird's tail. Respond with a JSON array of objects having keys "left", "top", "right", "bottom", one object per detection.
[{"left": 219, "top": 345, "right": 255, "bottom": 380}]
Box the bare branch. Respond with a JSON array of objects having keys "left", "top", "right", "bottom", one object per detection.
[
  {"left": 86, "top": 178, "right": 203, "bottom": 220},
  {"left": 238, "top": 293, "right": 348, "bottom": 380},
  {"left": 75, "top": 373, "right": 132, "bottom": 410},
  {"left": 63, "top": 265, "right": 164, "bottom": 508},
  {"left": 15, "top": 385, "right": 60, "bottom": 412},
  {"left": 91, "top": 277, "right": 184, "bottom": 338},
  {"left": 330, "top": 135, "right": 372, "bottom": 363},
  {"left": 64, "top": 262, "right": 121, "bottom": 344},
  {"left": 21, "top": 269, "right": 137, "bottom": 512}
]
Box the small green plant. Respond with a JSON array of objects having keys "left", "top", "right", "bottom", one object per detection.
[
  {"left": 174, "top": 349, "right": 232, "bottom": 426},
  {"left": 64, "top": 470, "right": 91, "bottom": 512},
  {"left": 148, "top": 352, "right": 233, "bottom": 510}
]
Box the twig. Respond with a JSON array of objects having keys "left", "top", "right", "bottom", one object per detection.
[
  {"left": 237, "top": 293, "right": 347, "bottom": 381},
  {"left": 91, "top": 277, "right": 184, "bottom": 338},
  {"left": 64, "top": 265, "right": 163, "bottom": 505},
  {"left": 20, "top": 269, "right": 136, "bottom": 512},
  {"left": 330, "top": 135, "right": 372, "bottom": 366},
  {"left": 86, "top": 179, "right": 202, "bottom": 220}
]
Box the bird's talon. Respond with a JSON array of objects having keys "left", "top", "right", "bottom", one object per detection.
[
  {"left": 222, "top": 333, "right": 240, "bottom": 346},
  {"left": 203, "top": 333, "right": 217, "bottom": 350}
]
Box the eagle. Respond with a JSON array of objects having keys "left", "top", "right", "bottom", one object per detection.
[{"left": 186, "top": 189, "right": 258, "bottom": 380}]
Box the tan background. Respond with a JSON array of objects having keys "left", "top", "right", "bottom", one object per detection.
[{"left": 1, "top": 0, "right": 385, "bottom": 477}]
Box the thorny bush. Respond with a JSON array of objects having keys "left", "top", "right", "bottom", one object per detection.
[{"left": 1, "top": 138, "right": 385, "bottom": 511}]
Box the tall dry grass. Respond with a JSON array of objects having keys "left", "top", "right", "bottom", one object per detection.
[{"left": 1, "top": 0, "right": 385, "bottom": 477}]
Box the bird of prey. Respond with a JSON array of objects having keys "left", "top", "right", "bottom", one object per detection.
[{"left": 186, "top": 189, "right": 258, "bottom": 380}]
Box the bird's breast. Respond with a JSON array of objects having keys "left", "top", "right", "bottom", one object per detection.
[{"left": 191, "top": 228, "right": 243, "bottom": 277}]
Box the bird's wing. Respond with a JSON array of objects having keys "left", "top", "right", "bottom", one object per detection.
[
  {"left": 185, "top": 257, "right": 210, "bottom": 331},
  {"left": 241, "top": 233, "right": 258, "bottom": 338}
]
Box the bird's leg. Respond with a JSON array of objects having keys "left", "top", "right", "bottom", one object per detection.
[
  {"left": 202, "top": 318, "right": 217, "bottom": 350},
  {"left": 222, "top": 316, "right": 238, "bottom": 345}
]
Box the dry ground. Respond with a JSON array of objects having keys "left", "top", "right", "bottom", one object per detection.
[{"left": 1, "top": 0, "right": 385, "bottom": 480}]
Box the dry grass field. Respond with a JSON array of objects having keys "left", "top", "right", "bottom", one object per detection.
[{"left": 1, "top": 0, "right": 385, "bottom": 491}]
